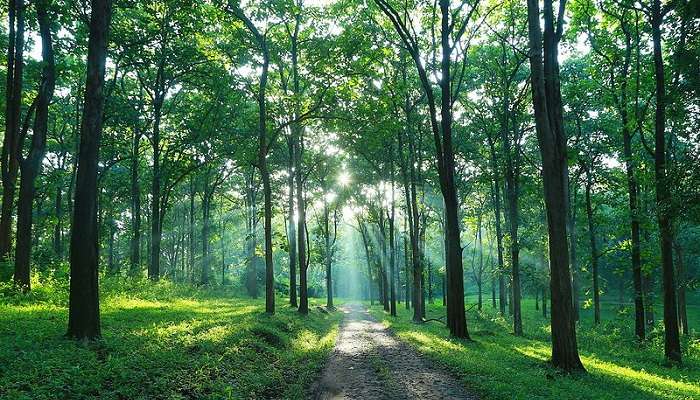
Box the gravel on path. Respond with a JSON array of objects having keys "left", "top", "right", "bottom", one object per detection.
[{"left": 312, "top": 304, "right": 479, "bottom": 400}]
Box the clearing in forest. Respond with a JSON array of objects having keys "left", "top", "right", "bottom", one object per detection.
[{"left": 314, "top": 304, "right": 477, "bottom": 400}]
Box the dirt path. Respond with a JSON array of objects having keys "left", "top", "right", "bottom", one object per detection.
[{"left": 313, "top": 304, "right": 478, "bottom": 400}]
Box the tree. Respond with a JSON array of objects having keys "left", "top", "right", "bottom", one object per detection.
[
  {"left": 526, "top": 0, "right": 585, "bottom": 372},
  {"left": 14, "top": 0, "right": 56, "bottom": 290},
  {"left": 648, "top": 0, "right": 681, "bottom": 364},
  {"left": 1, "top": 0, "right": 27, "bottom": 261},
  {"left": 374, "top": 0, "right": 477, "bottom": 339},
  {"left": 577, "top": 1, "right": 646, "bottom": 339},
  {"left": 67, "top": 0, "right": 113, "bottom": 340},
  {"left": 227, "top": 2, "right": 275, "bottom": 314}
]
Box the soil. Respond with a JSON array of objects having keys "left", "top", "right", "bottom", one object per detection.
[{"left": 312, "top": 304, "right": 479, "bottom": 400}]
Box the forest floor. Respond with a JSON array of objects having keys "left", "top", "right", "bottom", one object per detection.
[
  {"left": 370, "top": 299, "right": 700, "bottom": 400},
  {"left": 313, "top": 304, "right": 478, "bottom": 399},
  {"left": 0, "top": 278, "right": 342, "bottom": 400}
]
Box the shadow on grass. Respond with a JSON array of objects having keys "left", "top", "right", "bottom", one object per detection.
[
  {"left": 468, "top": 304, "right": 700, "bottom": 385},
  {"left": 370, "top": 305, "right": 698, "bottom": 400},
  {"left": 0, "top": 296, "right": 341, "bottom": 400}
]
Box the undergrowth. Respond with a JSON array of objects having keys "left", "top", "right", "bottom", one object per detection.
[{"left": 0, "top": 277, "right": 341, "bottom": 399}]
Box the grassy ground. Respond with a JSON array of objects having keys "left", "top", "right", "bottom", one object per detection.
[
  {"left": 0, "top": 278, "right": 341, "bottom": 400},
  {"left": 370, "top": 298, "right": 700, "bottom": 400}
]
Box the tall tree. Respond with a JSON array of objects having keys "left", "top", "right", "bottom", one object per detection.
[
  {"left": 67, "top": 0, "right": 113, "bottom": 340},
  {"left": 648, "top": 0, "right": 681, "bottom": 364},
  {"left": 526, "top": 0, "right": 585, "bottom": 372},
  {"left": 1, "top": 0, "right": 26, "bottom": 260},
  {"left": 582, "top": 3, "right": 646, "bottom": 339},
  {"left": 228, "top": 3, "right": 275, "bottom": 314},
  {"left": 374, "top": 0, "right": 476, "bottom": 339},
  {"left": 14, "top": 0, "right": 56, "bottom": 289}
]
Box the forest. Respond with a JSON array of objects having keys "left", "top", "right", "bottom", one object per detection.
[{"left": 0, "top": 0, "right": 699, "bottom": 399}]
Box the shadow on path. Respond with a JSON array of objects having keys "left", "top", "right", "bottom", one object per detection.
[{"left": 313, "top": 304, "right": 478, "bottom": 400}]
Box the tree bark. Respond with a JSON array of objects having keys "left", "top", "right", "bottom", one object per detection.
[
  {"left": 374, "top": 0, "right": 468, "bottom": 338},
  {"left": 201, "top": 171, "right": 212, "bottom": 285},
  {"left": 567, "top": 178, "right": 580, "bottom": 323},
  {"left": 674, "top": 242, "right": 688, "bottom": 335},
  {"left": 245, "top": 170, "right": 258, "bottom": 298},
  {"left": 526, "top": 0, "right": 584, "bottom": 372},
  {"left": 189, "top": 176, "right": 196, "bottom": 283},
  {"left": 403, "top": 229, "right": 410, "bottom": 309},
  {"left": 389, "top": 171, "right": 397, "bottom": 316},
  {"left": 67, "top": 0, "right": 112, "bottom": 340},
  {"left": 478, "top": 216, "right": 483, "bottom": 311},
  {"left": 487, "top": 134, "right": 507, "bottom": 315},
  {"left": 14, "top": 0, "right": 55, "bottom": 289},
  {"left": 359, "top": 218, "right": 374, "bottom": 305},
  {"left": 650, "top": 0, "right": 681, "bottom": 363},
  {"left": 378, "top": 211, "right": 389, "bottom": 311},
  {"left": 231, "top": 6, "right": 275, "bottom": 314},
  {"left": 149, "top": 95, "right": 163, "bottom": 281},
  {"left": 53, "top": 185, "right": 63, "bottom": 257},
  {"left": 130, "top": 127, "right": 141, "bottom": 274},
  {"left": 295, "top": 121, "right": 307, "bottom": 314},
  {"left": 584, "top": 164, "right": 600, "bottom": 325},
  {"left": 287, "top": 137, "right": 297, "bottom": 307},
  {"left": 1, "top": 0, "right": 26, "bottom": 260},
  {"left": 324, "top": 202, "right": 333, "bottom": 309},
  {"left": 438, "top": 0, "right": 468, "bottom": 338},
  {"left": 502, "top": 114, "right": 522, "bottom": 334}
]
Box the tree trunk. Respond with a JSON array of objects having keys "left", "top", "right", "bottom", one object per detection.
[
  {"left": 674, "top": 243, "right": 688, "bottom": 335},
  {"left": 543, "top": 285, "right": 548, "bottom": 318},
  {"left": 403, "top": 231, "right": 410, "bottom": 309},
  {"left": 389, "top": 176, "right": 397, "bottom": 316},
  {"left": 53, "top": 185, "right": 63, "bottom": 257},
  {"left": 287, "top": 137, "right": 297, "bottom": 307},
  {"left": 526, "top": 0, "right": 584, "bottom": 372},
  {"left": 1, "top": 0, "right": 26, "bottom": 261},
  {"left": 67, "top": 0, "right": 112, "bottom": 340},
  {"left": 610, "top": 24, "right": 646, "bottom": 340},
  {"left": 623, "top": 102, "right": 645, "bottom": 340},
  {"left": 584, "top": 165, "right": 600, "bottom": 325},
  {"left": 398, "top": 122, "right": 422, "bottom": 321},
  {"left": 246, "top": 170, "right": 258, "bottom": 298},
  {"left": 491, "top": 274, "right": 496, "bottom": 308},
  {"left": 324, "top": 203, "right": 333, "bottom": 309},
  {"left": 567, "top": 180, "right": 580, "bottom": 323},
  {"left": 438, "top": 0, "right": 468, "bottom": 338},
  {"left": 189, "top": 176, "right": 196, "bottom": 283},
  {"left": 651, "top": 0, "right": 681, "bottom": 363},
  {"left": 220, "top": 211, "right": 226, "bottom": 284},
  {"left": 478, "top": 218, "right": 483, "bottom": 311},
  {"left": 14, "top": 0, "right": 55, "bottom": 289},
  {"left": 234, "top": 9, "right": 276, "bottom": 315},
  {"left": 260, "top": 155, "right": 274, "bottom": 314},
  {"left": 295, "top": 142, "right": 307, "bottom": 313},
  {"left": 359, "top": 219, "right": 374, "bottom": 305},
  {"left": 290, "top": 14, "right": 308, "bottom": 316},
  {"left": 108, "top": 211, "right": 116, "bottom": 274},
  {"left": 149, "top": 97, "right": 163, "bottom": 281},
  {"left": 379, "top": 213, "right": 389, "bottom": 311},
  {"left": 502, "top": 96, "right": 522, "bottom": 334},
  {"left": 201, "top": 174, "right": 211, "bottom": 285},
  {"left": 375, "top": 0, "right": 467, "bottom": 337},
  {"left": 487, "top": 135, "right": 507, "bottom": 315},
  {"left": 130, "top": 127, "right": 141, "bottom": 274}
]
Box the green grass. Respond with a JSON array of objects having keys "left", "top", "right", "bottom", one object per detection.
[
  {"left": 0, "top": 277, "right": 341, "bottom": 400},
  {"left": 370, "top": 298, "right": 700, "bottom": 400}
]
